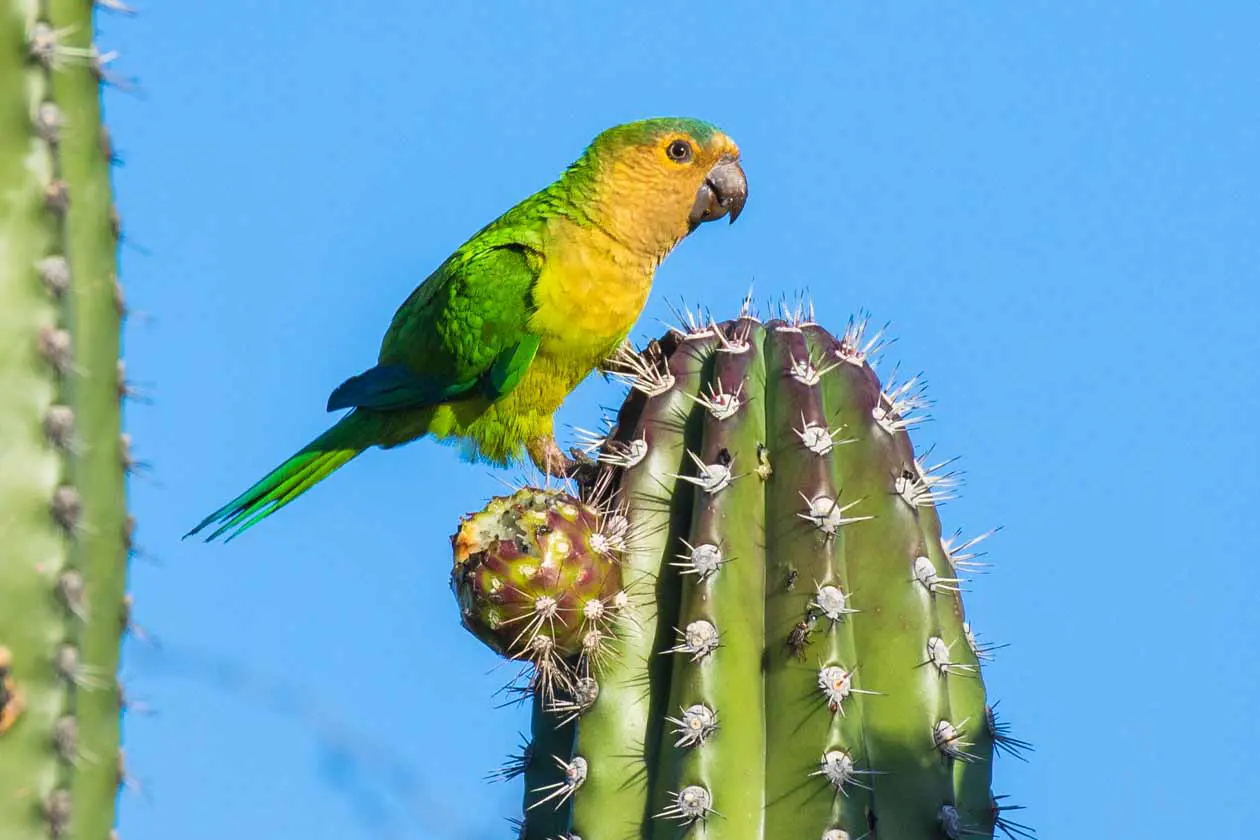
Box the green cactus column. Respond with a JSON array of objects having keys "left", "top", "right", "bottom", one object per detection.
[
  {"left": 0, "top": 2, "right": 129, "bottom": 838},
  {"left": 454, "top": 308, "right": 1032, "bottom": 839}
]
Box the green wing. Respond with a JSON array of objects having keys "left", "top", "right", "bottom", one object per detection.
[{"left": 327, "top": 239, "right": 543, "bottom": 412}]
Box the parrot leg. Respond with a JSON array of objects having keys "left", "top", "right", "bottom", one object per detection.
[{"left": 527, "top": 434, "right": 578, "bottom": 478}]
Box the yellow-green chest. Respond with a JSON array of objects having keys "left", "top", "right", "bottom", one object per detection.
[{"left": 528, "top": 222, "right": 655, "bottom": 365}]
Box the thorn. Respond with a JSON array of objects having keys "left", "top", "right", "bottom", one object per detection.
[
  {"left": 787, "top": 347, "right": 840, "bottom": 386},
  {"left": 53, "top": 715, "right": 78, "bottom": 763},
  {"left": 923, "top": 636, "right": 977, "bottom": 678},
  {"left": 605, "top": 340, "right": 675, "bottom": 396},
  {"left": 44, "top": 180, "right": 70, "bottom": 214},
  {"left": 684, "top": 379, "right": 744, "bottom": 420},
  {"left": 44, "top": 789, "right": 72, "bottom": 839},
  {"left": 872, "top": 368, "right": 930, "bottom": 434},
  {"left": 547, "top": 675, "right": 600, "bottom": 725},
  {"left": 39, "top": 326, "right": 73, "bottom": 376},
  {"left": 57, "top": 570, "right": 87, "bottom": 621},
  {"left": 120, "top": 433, "right": 152, "bottom": 476},
  {"left": 795, "top": 413, "right": 856, "bottom": 456},
  {"left": 38, "top": 255, "right": 70, "bottom": 297},
  {"left": 992, "top": 793, "right": 1039, "bottom": 839},
  {"left": 484, "top": 733, "right": 533, "bottom": 783},
  {"left": 798, "top": 493, "right": 872, "bottom": 536},
  {"left": 665, "top": 704, "right": 718, "bottom": 748},
  {"left": 0, "top": 647, "right": 24, "bottom": 735},
  {"left": 671, "top": 539, "right": 728, "bottom": 582},
  {"left": 713, "top": 317, "right": 754, "bottom": 353},
  {"left": 987, "top": 703, "right": 1035, "bottom": 760},
  {"left": 660, "top": 298, "right": 714, "bottom": 340},
  {"left": 97, "top": 0, "right": 139, "bottom": 13},
  {"left": 932, "top": 719, "right": 980, "bottom": 763},
  {"left": 835, "top": 312, "right": 891, "bottom": 366},
  {"left": 35, "top": 101, "right": 61, "bottom": 143},
  {"left": 527, "top": 755, "right": 587, "bottom": 811},
  {"left": 43, "top": 405, "right": 76, "bottom": 452},
  {"left": 666, "top": 620, "right": 719, "bottom": 661},
  {"left": 772, "top": 291, "right": 816, "bottom": 331},
  {"left": 943, "top": 527, "right": 1002, "bottom": 573},
  {"left": 670, "top": 449, "right": 735, "bottom": 494},
  {"left": 654, "top": 784, "right": 716, "bottom": 825},
  {"left": 963, "top": 622, "right": 1007, "bottom": 662},
  {"left": 50, "top": 485, "right": 82, "bottom": 535},
  {"left": 912, "top": 555, "right": 963, "bottom": 595},
  {"left": 810, "top": 583, "right": 858, "bottom": 624},
  {"left": 817, "top": 664, "right": 880, "bottom": 714},
  {"left": 811, "top": 750, "right": 882, "bottom": 796}
]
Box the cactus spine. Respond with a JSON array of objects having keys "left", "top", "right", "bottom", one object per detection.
[
  {"left": 455, "top": 310, "right": 1031, "bottom": 839},
  {"left": 1, "top": 2, "right": 129, "bottom": 838}
]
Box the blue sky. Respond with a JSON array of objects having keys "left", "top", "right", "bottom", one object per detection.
[{"left": 101, "top": 2, "right": 1258, "bottom": 838}]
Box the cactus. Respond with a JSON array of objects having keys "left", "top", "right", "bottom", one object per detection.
[
  {"left": 454, "top": 309, "right": 1033, "bottom": 840},
  {"left": 0, "top": 2, "right": 130, "bottom": 839}
]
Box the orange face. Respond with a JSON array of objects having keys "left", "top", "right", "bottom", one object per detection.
[{"left": 580, "top": 118, "right": 748, "bottom": 260}]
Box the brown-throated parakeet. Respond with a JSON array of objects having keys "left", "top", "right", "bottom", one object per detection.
[{"left": 189, "top": 117, "right": 747, "bottom": 541}]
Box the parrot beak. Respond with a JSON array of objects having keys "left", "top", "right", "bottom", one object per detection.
[{"left": 689, "top": 156, "right": 748, "bottom": 230}]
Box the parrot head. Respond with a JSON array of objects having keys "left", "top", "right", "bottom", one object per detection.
[{"left": 569, "top": 117, "right": 747, "bottom": 260}]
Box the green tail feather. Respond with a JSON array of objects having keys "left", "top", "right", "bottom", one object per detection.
[{"left": 187, "top": 415, "right": 370, "bottom": 542}]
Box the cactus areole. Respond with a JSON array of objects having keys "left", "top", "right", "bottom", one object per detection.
[{"left": 453, "top": 312, "right": 1032, "bottom": 840}]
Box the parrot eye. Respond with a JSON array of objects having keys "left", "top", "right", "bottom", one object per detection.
[{"left": 665, "top": 139, "right": 694, "bottom": 163}]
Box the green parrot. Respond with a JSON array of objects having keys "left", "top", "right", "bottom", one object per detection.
[{"left": 189, "top": 117, "right": 747, "bottom": 541}]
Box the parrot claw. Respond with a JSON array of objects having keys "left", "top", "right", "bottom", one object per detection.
[
  {"left": 526, "top": 435, "right": 604, "bottom": 491},
  {"left": 528, "top": 434, "right": 578, "bottom": 479}
]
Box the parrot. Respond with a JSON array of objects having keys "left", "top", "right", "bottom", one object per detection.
[{"left": 188, "top": 117, "right": 748, "bottom": 542}]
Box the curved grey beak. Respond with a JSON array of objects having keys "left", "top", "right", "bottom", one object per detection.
[{"left": 688, "top": 156, "right": 748, "bottom": 230}]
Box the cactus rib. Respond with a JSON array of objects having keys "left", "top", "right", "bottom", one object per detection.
[{"left": 0, "top": 1, "right": 128, "bottom": 838}]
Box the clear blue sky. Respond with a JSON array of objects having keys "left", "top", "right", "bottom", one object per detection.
[{"left": 102, "top": 3, "right": 1258, "bottom": 838}]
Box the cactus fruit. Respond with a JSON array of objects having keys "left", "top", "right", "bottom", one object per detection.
[
  {"left": 1, "top": 3, "right": 130, "bottom": 839},
  {"left": 454, "top": 309, "right": 1032, "bottom": 839}
]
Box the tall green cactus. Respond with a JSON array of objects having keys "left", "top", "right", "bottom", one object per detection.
[
  {"left": 1, "top": 2, "right": 129, "bottom": 838},
  {"left": 454, "top": 310, "right": 1033, "bottom": 839}
]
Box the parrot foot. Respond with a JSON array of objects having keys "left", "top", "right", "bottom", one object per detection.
[
  {"left": 527, "top": 434, "right": 579, "bottom": 479},
  {"left": 526, "top": 435, "right": 603, "bottom": 492}
]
